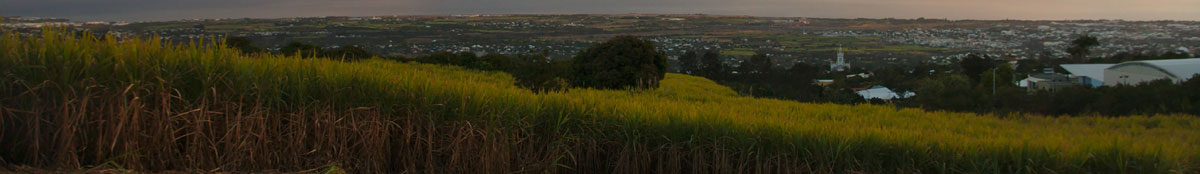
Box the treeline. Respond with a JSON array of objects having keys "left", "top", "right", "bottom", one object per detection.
[
  {"left": 232, "top": 35, "right": 860, "bottom": 103},
  {"left": 231, "top": 35, "right": 1199, "bottom": 116},
  {"left": 674, "top": 47, "right": 1199, "bottom": 116},
  {"left": 226, "top": 37, "right": 569, "bottom": 91},
  {"left": 413, "top": 51, "right": 572, "bottom": 92},
  {"left": 229, "top": 36, "right": 669, "bottom": 92},
  {"left": 410, "top": 36, "right": 668, "bottom": 92},
  {"left": 226, "top": 37, "right": 379, "bottom": 61},
  {"left": 675, "top": 51, "right": 864, "bottom": 103},
  {"left": 911, "top": 53, "right": 1200, "bottom": 116}
]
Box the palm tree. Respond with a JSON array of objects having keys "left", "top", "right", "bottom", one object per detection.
[{"left": 1067, "top": 35, "right": 1099, "bottom": 61}]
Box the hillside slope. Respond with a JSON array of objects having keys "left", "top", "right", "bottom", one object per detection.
[{"left": 1, "top": 30, "right": 1198, "bottom": 173}]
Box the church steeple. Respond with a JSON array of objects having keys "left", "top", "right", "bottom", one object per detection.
[
  {"left": 836, "top": 46, "right": 844, "bottom": 65},
  {"left": 830, "top": 45, "right": 851, "bottom": 72}
]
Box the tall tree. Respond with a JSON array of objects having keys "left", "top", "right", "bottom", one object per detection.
[
  {"left": 1067, "top": 35, "right": 1100, "bottom": 61},
  {"left": 224, "top": 36, "right": 264, "bottom": 54},
  {"left": 699, "top": 50, "right": 725, "bottom": 79},
  {"left": 782, "top": 62, "right": 825, "bottom": 101},
  {"left": 960, "top": 53, "right": 995, "bottom": 84},
  {"left": 324, "top": 45, "right": 375, "bottom": 61},
  {"left": 738, "top": 53, "right": 774, "bottom": 76},
  {"left": 977, "top": 63, "right": 1017, "bottom": 88},
  {"left": 914, "top": 74, "right": 984, "bottom": 112},
  {"left": 570, "top": 36, "right": 668, "bottom": 89},
  {"left": 677, "top": 51, "right": 699, "bottom": 75},
  {"left": 788, "top": 62, "right": 823, "bottom": 86},
  {"left": 512, "top": 54, "right": 571, "bottom": 92},
  {"left": 280, "top": 41, "right": 323, "bottom": 58}
]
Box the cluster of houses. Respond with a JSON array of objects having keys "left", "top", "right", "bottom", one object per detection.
[{"left": 1021, "top": 58, "right": 1200, "bottom": 91}]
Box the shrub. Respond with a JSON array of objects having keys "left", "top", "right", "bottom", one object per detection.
[
  {"left": 280, "top": 41, "right": 323, "bottom": 57},
  {"left": 324, "top": 45, "right": 375, "bottom": 61},
  {"left": 224, "top": 36, "right": 265, "bottom": 54}
]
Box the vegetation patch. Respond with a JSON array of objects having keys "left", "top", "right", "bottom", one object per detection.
[{"left": 1, "top": 30, "right": 1198, "bottom": 173}]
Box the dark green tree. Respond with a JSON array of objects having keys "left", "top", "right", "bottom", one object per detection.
[
  {"left": 511, "top": 54, "right": 571, "bottom": 92},
  {"left": 914, "top": 74, "right": 984, "bottom": 112},
  {"left": 977, "top": 64, "right": 1017, "bottom": 89},
  {"left": 1184, "top": 75, "right": 1200, "bottom": 115},
  {"left": 225, "top": 36, "right": 264, "bottom": 54},
  {"left": 699, "top": 50, "right": 726, "bottom": 79},
  {"left": 1067, "top": 35, "right": 1100, "bottom": 61},
  {"left": 781, "top": 62, "right": 826, "bottom": 101},
  {"left": 960, "top": 53, "right": 996, "bottom": 83},
  {"left": 787, "top": 62, "right": 821, "bottom": 80},
  {"left": 412, "top": 52, "right": 570, "bottom": 92},
  {"left": 570, "top": 36, "right": 668, "bottom": 89},
  {"left": 415, "top": 51, "right": 477, "bottom": 66},
  {"left": 280, "top": 41, "right": 323, "bottom": 58},
  {"left": 738, "top": 53, "right": 773, "bottom": 76},
  {"left": 677, "top": 51, "right": 699, "bottom": 74},
  {"left": 977, "top": 64, "right": 1024, "bottom": 112},
  {"left": 324, "top": 45, "right": 375, "bottom": 61},
  {"left": 478, "top": 53, "right": 520, "bottom": 71}
]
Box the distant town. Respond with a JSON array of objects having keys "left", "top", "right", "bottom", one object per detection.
[
  {"left": 4, "top": 14, "right": 1197, "bottom": 71},
  {"left": 6, "top": 0, "right": 1200, "bottom": 171}
]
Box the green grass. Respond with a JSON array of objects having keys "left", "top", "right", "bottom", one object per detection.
[
  {"left": 473, "top": 29, "right": 513, "bottom": 33},
  {"left": 425, "top": 21, "right": 463, "bottom": 25},
  {"left": 721, "top": 48, "right": 757, "bottom": 56},
  {"left": 2, "top": 29, "right": 1199, "bottom": 173},
  {"left": 700, "top": 34, "right": 945, "bottom": 55}
]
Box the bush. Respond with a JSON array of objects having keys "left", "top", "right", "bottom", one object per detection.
[
  {"left": 224, "top": 36, "right": 265, "bottom": 54},
  {"left": 280, "top": 41, "right": 323, "bottom": 57},
  {"left": 570, "top": 36, "right": 667, "bottom": 89},
  {"left": 280, "top": 42, "right": 376, "bottom": 61},
  {"left": 324, "top": 45, "right": 375, "bottom": 61}
]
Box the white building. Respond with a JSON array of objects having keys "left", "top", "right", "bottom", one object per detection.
[
  {"left": 1104, "top": 58, "right": 1200, "bottom": 86},
  {"left": 854, "top": 85, "right": 914, "bottom": 100},
  {"left": 1060, "top": 64, "right": 1113, "bottom": 88},
  {"left": 829, "top": 47, "right": 851, "bottom": 72},
  {"left": 1018, "top": 73, "right": 1073, "bottom": 91}
]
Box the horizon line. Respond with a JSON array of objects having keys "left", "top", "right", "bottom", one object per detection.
[{"left": 8, "top": 13, "right": 1200, "bottom": 23}]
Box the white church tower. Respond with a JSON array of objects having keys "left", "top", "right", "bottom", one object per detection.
[{"left": 830, "top": 46, "right": 851, "bottom": 72}]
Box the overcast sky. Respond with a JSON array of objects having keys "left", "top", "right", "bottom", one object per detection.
[{"left": 3, "top": 0, "right": 1198, "bottom": 21}]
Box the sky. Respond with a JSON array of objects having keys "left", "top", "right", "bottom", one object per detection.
[{"left": 3, "top": 0, "right": 1198, "bottom": 22}]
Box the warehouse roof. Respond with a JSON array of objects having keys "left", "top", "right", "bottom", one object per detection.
[{"left": 1107, "top": 58, "right": 1200, "bottom": 80}]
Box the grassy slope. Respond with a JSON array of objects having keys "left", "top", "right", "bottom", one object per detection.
[{"left": 1, "top": 30, "right": 1199, "bottom": 173}]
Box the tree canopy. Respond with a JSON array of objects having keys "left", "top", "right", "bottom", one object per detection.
[
  {"left": 570, "top": 36, "right": 668, "bottom": 89},
  {"left": 325, "top": 45, "right": 375, "bottom": 61},
  {"left": 738, "top": 53, "right": 774, "bottom": 76},
  {"left": 280, "top": 42, "right": 324, "bottom": 58},
  {"left": 224, "top": 37, "right": 264, "bottom": 54},
  {"left": 699, "top": 50, "right": 725, "bottom": 79},
  {"left": 959, "top": 53, "right": 996, "bottom": 83},
  {"left": 1067, "top": 35, "right": 1100, "bottom": 60},
  {"left": 279, "top": 41, "right": 377, "bottom": 61},
  {"left": 677, "top": 51, "right": 699, "bottom": 75}
]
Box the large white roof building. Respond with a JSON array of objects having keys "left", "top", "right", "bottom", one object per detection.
[
  {"left": 854, "top": 85, "right": 914, "bottom": 101},
  {"left": 1104, "top": 58, "right": 1200, "bottom": 86},
  {"left": 1060, "top": 64, "right": 1113, "bottom": 87}
]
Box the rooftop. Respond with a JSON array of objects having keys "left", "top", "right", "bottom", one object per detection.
[
  {"left": 1109, "top": 58, "right": 1200, "bottom": 80},
  {"left": 1060, "top": 64, "right": 1113, "bottom": 80}
]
